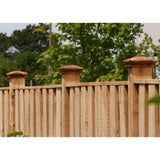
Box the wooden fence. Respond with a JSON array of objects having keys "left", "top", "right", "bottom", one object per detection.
[{"left": 0, "top": 56, "right": 160, "bottom": 137}]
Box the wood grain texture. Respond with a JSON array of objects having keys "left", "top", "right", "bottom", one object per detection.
[
  {"left": 48, "top": 89, "right": 53, "bottom": 137},
  {"left": 0, "top": 91, "right": 3, "bottom": 137},
  {"left": 148, "top": 85, "right": 159, "bottom": 137},
  {"left": 4, "top": 90, "right": 9, "bottom": 137},
  {"left": 119, "top": 86, "right": 127, "bottom": 137},
  {"left": 75, "top": 87, "right": 80, "bottom": 137},
  {"left": 35, "top": 88, "right": 41, "bottom": 137},
  {"left": 30, "top": 89, "right": 35, "bottom": 137},
  {"left": 56, "top": 88, "right": 62, "bottom": 137},
  {"left": 25, "top": 90, "right": 30, "bottom": 136},
  {"left": 42, "top": 89, "right": 47, "bottom": 137}
]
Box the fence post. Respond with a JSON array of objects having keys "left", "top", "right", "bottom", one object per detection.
[
  {"left": 7, "top": 71, "right": 28, "bottom": 88},
  {"left": 6, "top": 71, "right": 27, "bottom": 134},
  {"left": 123, "top": 56, "right": 157, "bottom": 137},
  {"left": 59, "top": 65, "right": 83, "bottom": 137}
]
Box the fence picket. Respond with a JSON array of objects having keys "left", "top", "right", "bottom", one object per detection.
[
  {"left": 75, "top": 87, "right": 80, "bottom": 137},
  {"left": 0, "top": 91, "right": 3, "bottom": 137},
  {"left": 30, "top": 89, "right": 35, "bottom": 137}
]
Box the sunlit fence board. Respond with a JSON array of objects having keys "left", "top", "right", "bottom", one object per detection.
[{"left": 0, "top": 80, "right": 160, "bottom": 137}]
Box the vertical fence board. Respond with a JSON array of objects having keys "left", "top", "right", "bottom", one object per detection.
[
  {"left": 4, "top": 90, "right": 9, "bottom": 137},
  {"left": 15, "top": 90, "right": 19, "bottom": 134},
  {"left": 81, "top": 87, "right": 86, "bottom": 137},
  {"left": 30, "top": 89, "right": 35, "bottom": 137},
  {"left": 85, "top": 87, "right": 89, "bottom": 137},
  {"left": 0, "top": 91, "right": 3, "bottom": 137},
  {"left": 139, "top": 85, "right": 146, "bottom": 137},
  {"left": 98, "top": 86, "right": 102, "bottom": 137},
  {"left": 9, "top": 89, "right": 14, "bottom": 133},
  {"left": 95, "top": 86, "right": 98, "bottom": 137},
  {"left": 75, "top": 87, "right": 80, "bottom": 137},
  {"left": 42, "top": 89, "right": 47, "bottom": 137},
  {"left": 48, "top": 89, "right": 53, "bottom": 137},
  {"left": 110, "top": 86, "right": 119, "bottom": 137},
  {"left": 19, "top": 90, "right": 24, "bottom": 135},
  {"left": 69, "top": 87, "right": 74, "bottom": 137},
  {"left": 148, "top": 85, "right": 158, "bottom": 137},
  {"left": 88, "top": 86, "right": 93, "bottom": 137},
  {"left": 25, "top": 90, "right": 30, "bottom": 136},
  {"left": 56, "top": 88, "right": 62, "bottom": 137},
  {"left": 118, "top": 86, "right": 126, "bottom": 137},
  {"left": 101, "top": 86, "right": 107, "bottom": 137},
  {"left": 35, "top": 89, "right": 41, "bottom": 137}
]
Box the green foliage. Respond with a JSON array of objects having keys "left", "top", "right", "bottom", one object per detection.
[
  {"left": 15, "top": 51, "right": 47, "bottom": 86},
  {"left": 147, "top": 95, "right": 160, "bottom": 105},
  {"left": 36, "top": 23, "right": 155, "bottom": 84},
  {"left": 0, "top": 23, "right": 49, "bottom": 87},
  {"left": 10, "top": 23, "right": 49, "bottom": 54},
  {"left": 0, "top": 54, "right": 14, "bottom": 87},
  {"left": 7, "top": 131, "right": 29, "bottom": 137},
  {"left": 0, "top": 33, "right": 11, "bottom": 55},
  {"left": 0, "top": 23, "right": 158, "bottom": 87}
]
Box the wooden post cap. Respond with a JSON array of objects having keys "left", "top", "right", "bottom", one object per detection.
[
  {"left": 123, "top": 56, "right": 157, "bottom": 67},
  {"left": 59, "top": 65, "right": 83, "bottom": 74},
  {"left": 7, "top": 71, "right": 28, "bottom": 78}
]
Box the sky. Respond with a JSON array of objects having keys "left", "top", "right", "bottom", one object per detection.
[{"left": 0, "top": 23, "right": 160, "bottom": 46}]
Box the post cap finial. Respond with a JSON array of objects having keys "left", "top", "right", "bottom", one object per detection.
[
  {"left": 59, "top": 65, "right": 83, "bottom": 74},
  {"left": 123, "top": 56, "right": 157, "bottom": 67},
  {"left": 7, "top": 71, "right": 28, "bottom": 79}
]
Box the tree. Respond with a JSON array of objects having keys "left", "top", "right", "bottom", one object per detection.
[
  {"left": 0, "top": 55, "right": 14, "bottom": 87},
  {"left": 10, "top": 23, "right": 49, "bottom": 54},
  {"left": 36, "top": 23, "right": 154, "bottom": 84},
  {"left": 15, "top": 51, "right": 47, "bottom": 86},
  {"left": 0, "top": 33, "right": 11, "bottom": 57}
]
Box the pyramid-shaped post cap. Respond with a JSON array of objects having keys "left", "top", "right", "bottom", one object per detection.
[
  {"left": 123, "top": 56, "right": 157, "bottom": 67},
  {"left": 59, "top": 65, "right": 83, "bottom": 74},
  {"left": 7, "top": 71, "right": 28, "bottom": 79}
]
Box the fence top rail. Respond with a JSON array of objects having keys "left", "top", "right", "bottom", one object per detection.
[
  {"left": 66, "top": 81, "right": 128, "bottom": 87},
  {"left": 134, "top": 79, "right": 160, "bottom": 84},
  {"left": 0, "top": 87, "right": 9, "bottom": 90},
  {"left": 12, "top": 84, "right": 62, "bottom": 90}
]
